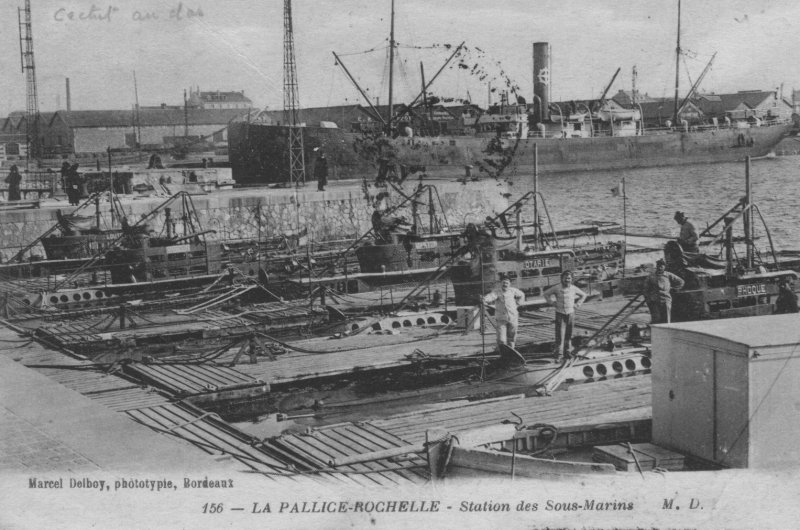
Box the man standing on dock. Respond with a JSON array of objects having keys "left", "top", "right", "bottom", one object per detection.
[
  {"left": 674, "top": 211, "right": 699, "bottom": 253},
  {"left": 481, "top": 278, "right": 525, "bottom": 351},
  {"left": 643, "top": 259, "right": 685, "bottom": 324},
  {"left": 314, "top": 149, "right": 328, "bottom": 191},
  {"left": 543, "top": 271, "right": 587, "bottom": 361},
  {"left": 5, "top": 165, "right": 21, "bottom": 201}
]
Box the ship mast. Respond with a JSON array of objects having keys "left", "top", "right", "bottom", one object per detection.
[
  {"left": 672, "top": 0, "right": 681, "bottom": 125},
  {"left": 744, "top": 156, "right": 753, "bottom": 268},
  {"left": 532, "top": 144, "right": 539, "bottom": 249},
  {"left": 133, "top": 71, "right": 142, "bottom": 147},
  {"left": 335, "top": 3, "right": 462, "bottom": 131},
  {"left": 387, "top": 0, "right": 395, "bottom": 134}
]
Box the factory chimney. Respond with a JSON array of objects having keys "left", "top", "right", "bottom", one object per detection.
[
  {"left": 66, "top": 77, "right": 71, "bottom": 111},
  {"left": 532, "top": 42, "right": 550, "bottom": 123}
]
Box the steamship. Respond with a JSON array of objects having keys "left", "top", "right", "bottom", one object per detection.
[{"left": 230, "top": 38, "right": 792, "bottom": 184}]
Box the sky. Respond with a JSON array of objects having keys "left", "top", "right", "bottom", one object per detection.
[{"left": 2, "top": 0, "right": 800, "bottom": 116}]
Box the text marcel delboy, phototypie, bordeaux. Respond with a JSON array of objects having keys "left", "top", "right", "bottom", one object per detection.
[{"left": 27, "top": 475, "right": 649, "bottom": 515}]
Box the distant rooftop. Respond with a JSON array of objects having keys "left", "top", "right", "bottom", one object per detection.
[
  {"left": 49, "top": 108, "right": 250, "bottom": 128},
  {"left": 187, "top": 87, "right": 252, "bottom": 108},
  {"left": 199, "top": 91, "right": 251, "bottom": 103}
]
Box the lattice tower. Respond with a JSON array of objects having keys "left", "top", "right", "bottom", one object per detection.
[
  {"left": 18, "top": 0, "right": 41, "bottom": 162},
  {"left": 283, "top": 0, "right": 305, "bottom": 186}
]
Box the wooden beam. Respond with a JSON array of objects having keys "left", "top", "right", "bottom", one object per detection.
[
  {"left": 329, "top": 443, "right": 423, "bottom": 468},
  {"left": 449, "top": 446, "right": 616, "bottom": 477},
  {"left": 451, "top": 424, "right": 518, "bottom": 448},
  {"left": 328, "top": 424, "right": 518, "bottom": 468}
]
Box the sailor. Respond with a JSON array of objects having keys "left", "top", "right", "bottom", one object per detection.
[
  {"left": 674, "top": 211, "right": 699, "bottom": 253},
  {"left": 774, "top": 279, "right": 799, "bottom": 314},
  {"left": 67, "top": 164, "right": 81, "bottom": 206},
  {"left": 543, "top": 271, "right": 588, "bottom": 360},
  {"left": 147, "top": 154, "right": 164, "bottom": 169},
  {"left": 247, "top": 335, "right": 259, "bottom": 364},
  {"left": 5, "top": 165, "right": 21, "bottom": 201},
  {"left": 402, "top": 226, "right": 417, "bottom": 265},
  {"left": 371, "top": 207, "right": 385, "bottom": 241},
  {"left": 229, "top": 333, "right": 261, "bottom": 366},
  {"left": 481, "top": 277, "right": 525, "bottom": 351},
  {"left": 594, "top": 264, "right": 611, "bottom": 281},
  {"left": 314, "top": 149, "right": 328, "bottom": 191},
  {"left": 643, "top": 259, "right": 685, "bottom": 324},
  {"left": 59, "top": 161, "right": 70, "bottom": 194},
  {"left": 376, "top": 156, "right": 390, "bottom": 185},
  {"left": 431, "top": 289, "right": 442, "bottom": 307}
]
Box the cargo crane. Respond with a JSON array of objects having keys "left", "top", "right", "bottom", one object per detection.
[
  {"left": 283, "top": 0, "right": 305, "bottom": 187},
  {"left": 676, "top": 52, "right": 717, "bottom": 118},
  {"left": 18, "top": 0, "right": 41, "bottom": 165},
  {"left": 598, "top": 67, "right": 621, "bottom": 105}
]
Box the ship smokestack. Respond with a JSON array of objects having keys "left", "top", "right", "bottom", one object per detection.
[
  {"left": 532, "top": 42, "right": 550, "bottom": 123},
  {"left": 66, "top": 77, "right": 71, "bottom": 111}
]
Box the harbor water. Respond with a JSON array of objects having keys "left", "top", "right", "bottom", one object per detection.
[{"left": 511, "top": 155, "right": 800, "bottom": 252}]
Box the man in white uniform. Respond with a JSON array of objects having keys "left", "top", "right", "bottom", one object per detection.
[
  {"left": 543, "top": 271, "right": 587, "bottom": 360},
  {"left": 481, "top": 278, "right": 525, "bottom": 350}
]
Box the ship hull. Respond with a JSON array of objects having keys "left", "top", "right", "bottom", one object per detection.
[{"left": 229, "top": 122, "right": 793, "bottom": 183}]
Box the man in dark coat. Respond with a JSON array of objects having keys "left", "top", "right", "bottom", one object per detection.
[
  {"left": 59, "top": 161, "right": 70, "bottom": 194},
  {"left": 775, "top": 279, "right": 799, "bottom": 314},
  {"left": 5, "top": 165, "right": 21, "bottom": 201},
  {"left": 67, "top": 164, "right": 81, "bottom": 205},
  {"left": 674, "top": 211, "right": 699, "bottom": 253},
  {"left": 314, "top": 150, "right": 328, "bottom": 191}
]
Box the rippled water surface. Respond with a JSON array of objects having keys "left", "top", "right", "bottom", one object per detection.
[{"left": 510, "top": 156, "right": 800, "bottom": 251}]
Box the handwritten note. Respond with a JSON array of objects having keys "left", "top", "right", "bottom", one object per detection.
[{"left": 53, "top": 2, "right": 204, "bottom": 23}]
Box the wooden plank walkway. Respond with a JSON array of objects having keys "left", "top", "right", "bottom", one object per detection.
[
  {"left": 0, "top": 323, "right": 326, "bottom": 485},
  {"left": 39, "top": 313, "right": 237, "bottom": 345},
  {"left": 372, "top": 375, "right": 652, "bottom": 445},
  {"left": 9, "top": 291, "right": 656, "bottom": 409},
  {"left": 1, "top": 324, "right": 174, "bottom": 411},
  {"left": 82, "top": 386, "right": 171, "bottom": 412},
  {"left": 515, "top": 297, "right": 651, "bottom": 345},
  {"left": 36, "top": 366, "right": 142, "bottom": 396},
  {"left": 223, "top": 326, "right": 488, "bottom": 385},
  {"left": 262, "top": 423, "right": 429, "bottom": 487},
  {"left": 125, "top": 362, "right": 264, "bottom": 396},
  {"left": 207, "top": 296, "right": 652, "bottom": 386},
  {"left": 26, "top": 304, "right": 324, "bottom": 355},
  {"left": 125, "top": 404, "right": 335, "bottom": 486}
]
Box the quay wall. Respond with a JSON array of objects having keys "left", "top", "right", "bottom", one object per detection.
[{"left": 0, "top": 180, "right": 509, "bottom": 261}]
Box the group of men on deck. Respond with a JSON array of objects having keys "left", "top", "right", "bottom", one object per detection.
[
  {"left": 478, "top": 209, "right": 798, "bottom": 360},
  {"left": 481, "top": 271, "right": 587, "bottom": 362}
]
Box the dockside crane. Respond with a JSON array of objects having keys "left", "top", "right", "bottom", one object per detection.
[
  {"left": 283, "top": 0, "right": 305, "bottom": 187},
  {"left": 18, "top": 0, "right": 41, "bottom": 166}
]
